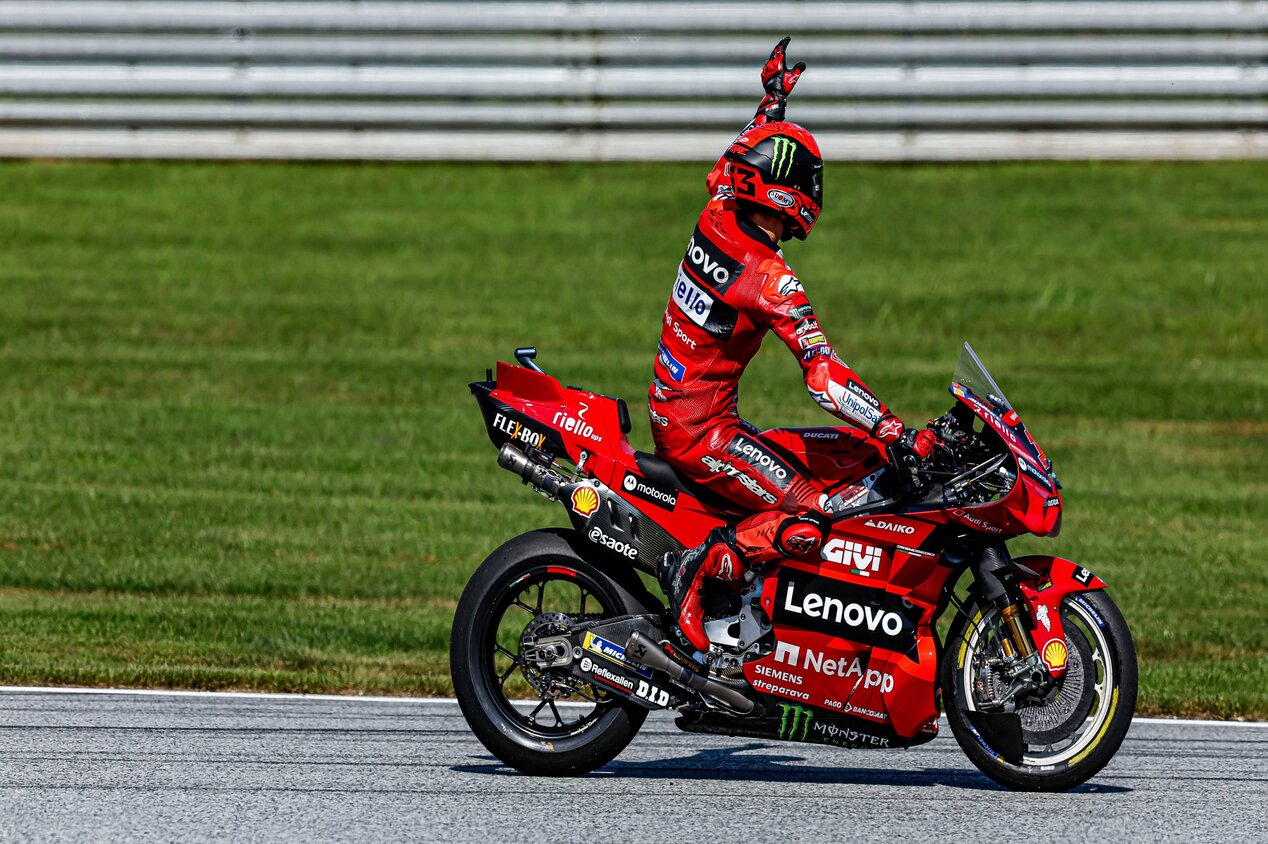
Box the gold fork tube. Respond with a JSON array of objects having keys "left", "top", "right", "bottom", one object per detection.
[{"left": 999, "top": 603, "right": 1035, "bottom": 659}]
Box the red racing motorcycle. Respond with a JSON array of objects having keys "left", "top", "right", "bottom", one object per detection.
[{"left": 452, "top": 343, "right": 1136, "bottom": 791}]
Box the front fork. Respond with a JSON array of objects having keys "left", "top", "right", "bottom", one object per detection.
[{"left": 969, "top": 545, "right": 1055, "bottom": 708}]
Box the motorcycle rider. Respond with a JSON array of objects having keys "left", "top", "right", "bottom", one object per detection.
[{"left": 651, "top": 38, "right": 938, "bottom": 657}]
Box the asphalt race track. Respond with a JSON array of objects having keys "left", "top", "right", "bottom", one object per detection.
[{"left": 1, "top": 689, "right": 1264, "bottom": 842}]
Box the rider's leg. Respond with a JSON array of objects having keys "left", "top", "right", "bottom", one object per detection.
[
  {"left": 655, "top": 427, "right": 829, "bottom": 653},
  {"left": 659, "top": 506, "right": 829, "bottom": 652}
]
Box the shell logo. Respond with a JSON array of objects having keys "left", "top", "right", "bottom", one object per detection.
[
  {"left": 1042, "top": 639, "right": 1069, "bottom": 672},
  {"left": 571, "top": 486, "right": 600, "bottom": 518}
]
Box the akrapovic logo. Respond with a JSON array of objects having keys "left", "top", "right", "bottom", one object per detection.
[{"left": 771, "top": 137, "right": 798, "bottom": 180}]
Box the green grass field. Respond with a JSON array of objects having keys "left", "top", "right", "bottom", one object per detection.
[{"left": 0, "top": 159, "right": 1263, "bottom": 717}]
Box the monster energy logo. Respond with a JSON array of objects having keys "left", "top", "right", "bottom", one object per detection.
[
  {"left": 771, "top": 137, "right": 798, "bottom": 180},
  {"left": 777, "top": 703, "right": 813, "bottom": 741}
]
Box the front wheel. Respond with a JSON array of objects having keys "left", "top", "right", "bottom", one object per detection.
[
  {"left": 942, "top": 590, "right": 1137, "bottom": 791},
  {"left": 450, "top": 529, "right": 651, "bottom": 776}
]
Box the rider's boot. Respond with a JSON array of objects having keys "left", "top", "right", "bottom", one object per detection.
[
  {"left": 658, "top": 510, "right": 830, "bottom": 654},
  {"left": 658, "top": 526, "right": 745, "bottom": 654}
]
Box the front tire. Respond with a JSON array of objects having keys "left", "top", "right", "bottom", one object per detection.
[
  {"left": 942, "top": 590, "right": 1137, "bottom": 791},
  {"left": 451, "top": 529, "right": 650, "bottom": 776}
]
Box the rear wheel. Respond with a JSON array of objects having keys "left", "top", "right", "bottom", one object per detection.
[
  {"left": 942, "top": 590, "right": 1137, "bottom": 791},
  {"left": 450, "top": 530, "right": 650, "bottom": 776}
]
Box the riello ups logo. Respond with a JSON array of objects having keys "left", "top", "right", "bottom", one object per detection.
[{"left": 773, "top": 567, "right": 921, "bottom": 653}]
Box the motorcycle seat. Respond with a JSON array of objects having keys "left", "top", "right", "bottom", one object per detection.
[{"left": 633, "top": 451, "right": 746, "bottom": 517}]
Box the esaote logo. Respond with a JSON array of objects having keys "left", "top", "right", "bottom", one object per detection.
[{"left": 552, "top": 403, "right": 599, "bottom": 442}]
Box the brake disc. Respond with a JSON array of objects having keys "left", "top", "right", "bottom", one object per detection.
[
  {"left": 518, "top": 612, "right": 575, "bottom": 696},
  {"left": 1018, "top": 623, "right": 1096, "bottom": 745}
]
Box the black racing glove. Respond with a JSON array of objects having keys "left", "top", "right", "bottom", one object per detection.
[{"left": 756, "top": 36, "right": 806, "bottom": 123}]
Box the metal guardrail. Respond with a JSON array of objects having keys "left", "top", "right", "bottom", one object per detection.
[{"left": 0, "top": 1, "right": 1265, "bottom": 161}]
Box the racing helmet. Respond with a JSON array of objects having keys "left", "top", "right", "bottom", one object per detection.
[{"left": 724, "top": 121, "right": 823, "bottom": 241}]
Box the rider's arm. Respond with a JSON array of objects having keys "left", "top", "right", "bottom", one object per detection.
[
  {"left": 706, "top": 37, "right": 806, "bottom": 196},
  {"left": 756, "top": 260, "right": 906, "bottom": 442}
]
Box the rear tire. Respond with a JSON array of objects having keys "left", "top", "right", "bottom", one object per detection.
[
  {"left": 942, "top": 590, "right": 1137, "bottom": 792},
  {"left": 451, "top": 529, "right": 650, "bottom": 776}
]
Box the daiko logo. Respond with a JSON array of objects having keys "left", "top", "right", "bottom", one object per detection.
[{"left": 821, "top": 538, "right": 882, "bottom": 577}]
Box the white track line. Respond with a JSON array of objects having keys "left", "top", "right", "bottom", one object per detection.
[{"left": 1, "top": 685, "right": 1264, "bottom": 726}]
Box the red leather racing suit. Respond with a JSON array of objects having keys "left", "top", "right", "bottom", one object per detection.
[{"left": 648, "top": 157, "right": 900, "bottom": 565}]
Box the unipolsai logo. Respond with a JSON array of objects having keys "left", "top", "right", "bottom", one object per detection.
[{"left": 777, "top": 703, "right": 813, "bottom": 741}]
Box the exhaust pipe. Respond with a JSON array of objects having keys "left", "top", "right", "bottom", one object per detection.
[
  {"left": 624, "top": 631, "right": 759, "bottom": 715},
  {"left": 498, "top": 443, "right": 565, "bottom": 499}
]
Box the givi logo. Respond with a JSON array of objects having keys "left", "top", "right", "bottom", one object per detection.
[{"left": 821, "top": 538, "right": 883, "bottom": 577}]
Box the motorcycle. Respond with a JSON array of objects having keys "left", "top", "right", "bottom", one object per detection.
[{"left": 451, "top": 342, "right": 1136, "bottom": 792}]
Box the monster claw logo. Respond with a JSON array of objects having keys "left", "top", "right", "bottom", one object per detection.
[
  {"left": 570, "top": 486, "right": 599, "bottom": 518},
  {"left": 778, "top": 703, "right": 813, "bottom": 741},
  {"left": 771, "top": 137, "right": 798, "bottom": 180},
  {"left": 1042, "top": 639, "right": 1069, "bottom": 672}
]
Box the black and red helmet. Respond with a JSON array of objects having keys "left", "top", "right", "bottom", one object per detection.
[{"left": 724, "top": 121, "right": 823, "bottom": 241}]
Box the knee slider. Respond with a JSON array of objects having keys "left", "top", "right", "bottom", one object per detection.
[{"left": 774, "top": 510, "right": 831, "bottom": 557}]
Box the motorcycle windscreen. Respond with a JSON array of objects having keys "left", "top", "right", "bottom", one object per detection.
[
  {"left": 953, "top": 342, "right": 1012, "bottom": 413},
  {"left": 951, "top": 341, "right": 1050, "bottom": 471}
]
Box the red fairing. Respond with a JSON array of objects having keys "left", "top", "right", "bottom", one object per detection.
[
  {"left": 486, "top": 361, "right": 726, "bottom": 547},
  {"left": 1017, "top": 556, "right": 1107, "bottom": 679},
  {"left": 945, "top": 388, "right": 1063, "bottom": 539},
  {"left": 750, "top": 545, "right": 944, "bottom": 739}
]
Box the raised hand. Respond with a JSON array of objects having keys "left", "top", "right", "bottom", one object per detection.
[{"left": 761, "top": 36, "right": 806, "bottom": 99}]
